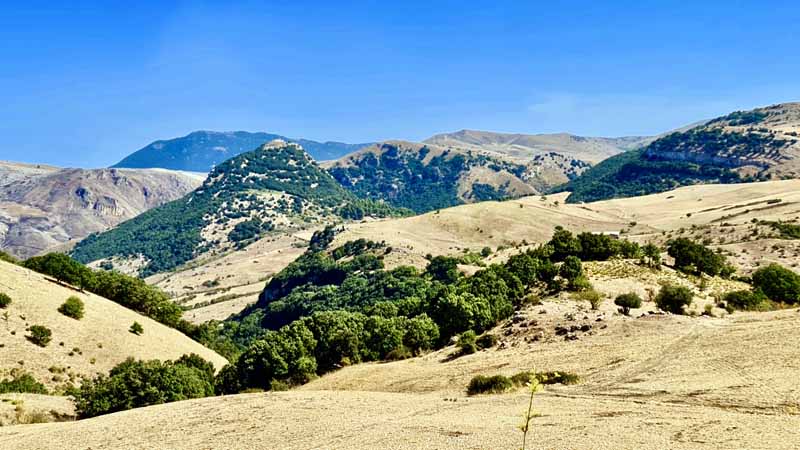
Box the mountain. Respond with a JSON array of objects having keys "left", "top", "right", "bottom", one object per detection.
[
  {"left": 326, "top": 140, "right": 590, "bottom": 213},
  {"left": 0, "top": 161, "right": 203, "bottom": 259},
  {"left": 424, "top": 130, "right": 652, "bottom": 164},
  {"left": 559, "top": 103, "right": 800, "bottom": 203},
  {"left": 0, "top": 260, "right": 226, "bottom": 394},
  {"left": 72, "top": 141, "right": 398, "bottom": 277},
  {"left": 113, "top": 131, "right": 373, "bottom": 172}
]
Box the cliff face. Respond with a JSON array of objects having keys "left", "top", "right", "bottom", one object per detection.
[{"left": 0, "top": 162, "right": 203, "bottom": 258}]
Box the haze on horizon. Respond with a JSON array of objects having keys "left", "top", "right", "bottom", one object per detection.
[{"left": 1, "top": 0, "right": 798, "bottom": 167}]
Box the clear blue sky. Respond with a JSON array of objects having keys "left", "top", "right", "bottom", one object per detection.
[{"left": 1, "top": 1, "right": 799, "bottom": 167}]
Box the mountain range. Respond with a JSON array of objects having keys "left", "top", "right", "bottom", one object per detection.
[{"left": 112, "top": 130, "right": 373, "bottom": 172}]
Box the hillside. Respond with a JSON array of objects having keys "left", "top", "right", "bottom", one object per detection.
[
  {"left": 113, "top": 130, "right": 372, "bottom": 171},
  {"left": 0, "top": 260, "right": 226, "bottom": 393},
  {"left": 327, "top": 140, "right": 590, "bottom": 213},
  {"left": 2, "top": 291, "right": 797, "bottom": 448},
  {"left": 0, "top": 162, "right": 203, "bottom": 259},
  {"left": 71, "top": 141, "right": 394, "bottom": 277},
  {"left": 424, "top": 129, "right": 652, "bottom": 164},
  {"left": 560, "top": 103, "right": 800, "bottom": 202}
]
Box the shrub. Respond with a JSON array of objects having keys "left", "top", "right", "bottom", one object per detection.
[
  {"left": 27, "top": 325, "right": 52, "bottom": 347},
  {"left": 667, "top": 238, "right": 732, "bottom": 277},
  {"left": 58, "top": 296, "right": 85, "bottom": 320},
  {"left": 559, "top": 256, "right": 584, "bottom": 290},
  {"left": 385, "top": 346, "right": 413, "bottom": 361},
  {"left": 511, "top": 371, "right": 580, "bottom": 386},
  {"left": 74, "top": 356, "right": 215, "bottom": 418},
  {"left": 751, "top": 264, "right": 800, "bottom": 304},
  {"left": 467, "top": 375, "right": 513, "bottom": 395},
  {"left": 573, "top": 288, "right": 603, "bottom": 310},
  {"left": 458, "top": 330, "right": 477, "bottom": 355},
  {"left": 723, "top": 290, "right": 767, "bottom": 311},
  {"left": 129, "top": 322, "right": 144, "bottom": 335},
  {"left": 476, "top": 333, "right": 498, "bottom": 350},
  {"left": 0, "top": 372, "right": 48, "bottom": 394},
  {"left": 655, "top": 285, "right": 693, "bottom": 314},
  {"left": 614, "top": 293, "right": 642, "bottom": 315},
  {"left": 0, "top": 292, "right": 11, "bottom": 308}
]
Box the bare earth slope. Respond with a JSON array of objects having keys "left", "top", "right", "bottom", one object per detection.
[
  {"left": 0, "top": 260, "right": 226, "bottom": 391},
  {"left": 0, "top": 161, "right": 203, "bottom": 258}
]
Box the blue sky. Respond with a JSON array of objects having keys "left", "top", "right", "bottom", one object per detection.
[{"left": 1, "top": 1, "right": 799, "bottom": 167}]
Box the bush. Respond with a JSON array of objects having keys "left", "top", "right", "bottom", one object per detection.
[
  {"left": 385, "top": 346, "right": 413, "bottom": 361},
  {"left": 458, "top": 330, "right": 478, "bottom": 355},
  {"left": 74, "top": 356, "right": 215, "bottom": 418},
  {"left": 655, "top": 285, "right": 693, "bottom": 314},
  {"left": 667, "top": 238, "right": 732, "bottom": 277},
  {"left": 510, "top": 371, "right": 580, "bottom": 386},
  {"left": 0, "top": 292, "right": 11, "bottom": 308},
  {"left": 751, "top": 264, "right": 800, "bottom": 304},
  {"left": 129, "top": 322, "right": 144, "bottom": 335},
  {"left": 27, "top": 325, "right": 52, "bottom": 347},
  {"left": 466, "top": 375, "right": 513, "bottom": 395},
  {"left": 614, "top": 293, "right": 642, "bottom": 315},
  {"left": 476, "top": 333, "right": 497, "bottom": 350},
  {"left": 58, "top": 296, "right": 85, "bottom": 320},
  {"left": 723, "top": 290, "right": 767, "bottom": 311},
  {"left": 559, "top": 256, "right": 584, "bottom": 290},
  {"left": 0, "top": 372, "right": 48, "bottom": 394},
  {"left": 573, "top": 288, "right": 603, "bottom": 310}
]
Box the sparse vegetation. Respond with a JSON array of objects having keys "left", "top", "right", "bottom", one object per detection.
[
  {"left": 466, "top": 375, "right": 513, "bottom": 395},
  {"left": 0, "top": 371, "right": 48, "bottom": 394}
]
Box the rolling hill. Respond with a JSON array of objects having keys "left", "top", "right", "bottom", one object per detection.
[
  {"left": 560, "top": 103, "right": 800, "bottom": 202},
  {"left": 0, "top": 260, "right": 226, "bottom": 393},
  {"left": 0, "top": 162, "right": 203, "bottom": 259},
  {"left": 424, "top": 129, "right": 652, "bottom": 164},
  {"left": 112, "top": 130, "right": 373, "bottom": 172},
  {"left": 326, "top": 140, "right": 590, "bottom": 213},
  {"left": 71, "top": 141, "right": 398, "bottom": 277}
]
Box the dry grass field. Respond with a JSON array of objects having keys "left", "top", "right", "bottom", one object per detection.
[
  {"left": 175, "top": 179, "right": 800, "bottom": 322},
  {"left": 0, "top": 260, "right": 227, "bottom": 393},
  {"left": 1, "top": 291, "right": 797, "bottom": 449}
]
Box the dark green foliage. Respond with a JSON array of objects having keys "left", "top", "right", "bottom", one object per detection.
[
  {"left": 58, "top": 296, "right": 85, "bottom": 320},
  {"left": 476, "top": 333, "right": 498, "bottom": 350},
  {"left": 24, "top": 253, "right": 185, "bottom": 330},
  {"left": 228, "top": 219, "right": 271, "bottom": 243},
  {"left": 466, "top": 375, "right": 513, "bottom": 395},
  {"left": 426, "top": 256, "right": 461, "bottom": 284},
  {"left": 614, "top": 292, "right": 642, "bottom": 315},
  {"left": 73, "top": 356, "right": 216, "bottom": 418},
  {"left": 655, "top": 285, "right": 693, "bottom": 314},
  {"left": 330, "top": 143, "right": 527, "bottom": 213},
  {"left": 549, "top": 227, "right": 581, "bottom": 261},
  {"left": 723, "top": 290, "right": 767, "bottom": 311},
  {"left": 667, "top": 238, "right": 732, "bottom": 277},
  {"left": 74, "top": 142, "right": 358, "bottom": 276},
  {"left": 0, "top": 292, "right": 10, "bottom": 308},
  {"left": 336, "top": 199, "right": 413, "bottom": 220},
  {"left": 641, "top": 243, "right": 662, "bottom": 268},
  {"left": 27, "top": 325, "right": 52, "bottom": 347},
  {"left": 331, "top": 239, "right": 385, "bottom": 260},
  {"left": 308, "top": 225, "right": 337, "bottom": 253},
  {"left": 751, "top": 264, "right": 800, "bottom": 304},
  {"left": 559, "top": 256, "right": 584, "bottom": 290},
  {"left": 458, "top": 330, "right": 478, "bottom": 355},
  {"left": 129, "top": 322, "right": 144, "bottom": 335},
  {"left": 709, "top": 110, "right": 768, "bottom": 126},
  {"left": 0, "top": 372, "right": 48, "bottom": 394}
]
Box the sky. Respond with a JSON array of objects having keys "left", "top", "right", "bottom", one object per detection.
[{"left": 1, "top": 0, "right": 799, "bottom": 167}]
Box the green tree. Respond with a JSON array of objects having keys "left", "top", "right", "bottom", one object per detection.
[
  {"left": 548, "top": 227, "right": 581, "bottom": 261},
  {"left": 425, "top": 256, "right": 461, "bottom": 284},
  {"left": 667, "top": 238, "right": 731, "bottom": 277},
  {"left": 751, "top": 264, "right": 800, "bottom": 304},
  {"left": 655, "top": 285, "right": 693, "bottom": 314},
  {"left": 641, "top": 243, "right": 662, "bottom": 269},
  {"left": 559, "top": 256, "right": 584, "bottom": 291},
  {"left": 129, "top": 322, "right": 144, "bottom": 335},
  {"left": 614, "top": 292, "right": 642, "bottom": 315},
  {"left": 27, "top": 325, "right": 52, "bottom": 347}
]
